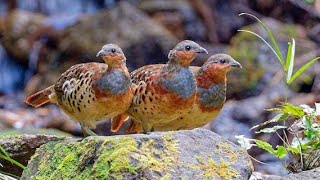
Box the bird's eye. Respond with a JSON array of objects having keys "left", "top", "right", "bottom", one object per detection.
[
  {"left": 185, "top": 45, "right": 191, "bottom": 51},
  {"left": 111, "top": 48, "right": 116, "bottom": 53},
  {"left": 220, "top": 59, "right": 226, "bottom": 63}
]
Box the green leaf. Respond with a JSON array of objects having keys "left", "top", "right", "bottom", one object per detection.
[
  {"left": 302, "top": 116, "right": 314, "bottom": 131},
  {"left": 239, "top": 13, "right": 284, "bottom": 65},
  {"left": 255, "top": 125, "right": 287, "bottom": 134},
  {"left": 250, "top": 113, "right": 288, "bottom": 131},
  {"left": 255, "top": 140, "right": 276, "bottom": 155},
  {"left": 287, "top": 146, "right": 300, "bottom": 154},
  {"left": 313, "top": 142, "right": 320, "bottom": 149},
  {"left": 275, "top": 145, "right": 287, "bottom": 159},
  {"left": 235, "top": 135, "right": 254, "bottom": 150},
  {"left": 285, "top": 41, "right": 293, "bottom": 71},
  {"left": 304, "top": 129, "right": 316, "bottom": 139},
  {"left": 288, "top": 56, "right": 320, "bottom": 84},
  {"left": 255, "top": 140, "right": 288, "bottom": 158},
  {"left": 282, "top": 103, "right": 304, "bottom": 117},
  {"left": 286, "top": 39, "right": 295, "bottom": 83}
]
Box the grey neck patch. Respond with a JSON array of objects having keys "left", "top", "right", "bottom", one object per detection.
[
  {"left": 96, "top": 70, "right": 130, "bottom": 94},
  {"left": 198, "top": 83, "right": 226, "bottom": 108},
  {"left": 160, "top": 66, "right": 196, "bottom": 98}
]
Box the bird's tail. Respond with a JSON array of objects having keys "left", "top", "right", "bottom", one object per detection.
[{"left": 25, "top": 86, "right": 54, "bottom": 108}]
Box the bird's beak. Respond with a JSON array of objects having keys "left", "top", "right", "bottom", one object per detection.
[
  {"left": 196, "top": 47, "right": 208, "bottom": 54},
  {"left": 230, "top": 61, "right": 242, "bottom": 68},
  {"left": 96, "top": 50, "right": 105, "bottom": 57}
]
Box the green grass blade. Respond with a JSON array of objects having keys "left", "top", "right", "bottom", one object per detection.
[
  {"left": 288, "top": 56, "right": 320, "bottom": 84},
  {"left": 0, "top": 146, "right": 10, "bottom": 158},
  {"left": 239, "top": 13, "right": 284, "bottom": 66},
  {"left": 285, "top": 41, "right": 293, "bottom": 71},
  {"left": 237, "top": 29, "right": 282, "bottom": 63},
  {"left": 0, "top": 154, "right": 25, "bottom": 170},
  {"left": 286, "top": 39, "right": 295, "bottom": 83}
]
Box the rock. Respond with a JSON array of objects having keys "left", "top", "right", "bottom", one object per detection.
[
  {"left": 308, "top": 24, "right": 320, "bottom": 45},
  {"left": 282, "top": 167, "right": 320, "bottom": 180},
  {"left": 138, "top": 0, "right": 207, "bottom": 41},
  {"left": 253, "top": 153, "right": 287, "bottom": 176},
  {"left": 250, "top": 168, "right": 320, "bottom": 180},
  {"left": 249, "top": 172, "right": 282, "bottom": 180},
  {"left": 232, "top": 95, "right": 273, "bottom": 125},
  {"left": 249, "top": 0, "right": 320, "bottom": 25},
  {"left": 21, "top": 129, "right": 253, "bottom": 179},
  {"left": 0, "top": 134, "right": 69, "bottom": 176},
  {"left": 205, "top": 0, "right": 249, "bottom": 43},
  {"left": 0, "top": 10, "right": 47, "bottom": 64},
  {"left": 59, "top": 1, "right": 177, "bottom": 70}
]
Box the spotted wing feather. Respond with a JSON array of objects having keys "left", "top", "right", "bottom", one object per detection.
[{"left": 54, "top": 63, "right": 107, "bottom": 114}]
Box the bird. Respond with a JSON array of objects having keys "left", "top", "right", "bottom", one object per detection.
[
  {"left": 113, "top": 54, "right": 241, "bottom": 133},
  {"left": 25, "top": 44, "right": 133, "bottom": 136},
  {"left": 110, "top": 40, "right": 208, "bottom": 133}
]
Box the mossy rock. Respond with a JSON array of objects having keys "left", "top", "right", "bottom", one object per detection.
[
  {"left": 21, "top": 129, "right": 253, "bottom": 180},
  {"left": 0, "top": 134, "right": 69, "bottom": 177}
]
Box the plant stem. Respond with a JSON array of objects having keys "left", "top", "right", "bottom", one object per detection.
[{"left": 0, "top": 154, "right": 25, "bottom": 170}]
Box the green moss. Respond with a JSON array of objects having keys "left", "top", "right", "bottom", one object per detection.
[
  {"left": 36, "top": 142, "right": 79, "bottom": 179},
  {"left": 134, "top": 135, "right": 179, "bottom": 176},
  {"left": 91, "top": 137, "right": 138, "bottom": 179},
  {"left": 26, "top": 135, "right": 180, "bottom": 179}
]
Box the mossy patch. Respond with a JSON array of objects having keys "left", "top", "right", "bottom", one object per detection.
[
  {"left": 24, "top": 135, "right": 180, "bottom": 179},
  {"left": 133, "top": 135, "right": 179, "bottom": 176},
  {"left": 90, "top": 137, "right": 138, "bottom": 179}
]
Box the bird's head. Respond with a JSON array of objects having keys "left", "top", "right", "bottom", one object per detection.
[
  {"left": 203, "top": 54, "right": 242, "bottom": 73},
  {"left": 168, "top": 40, "right": 208, "bottom": 67},
  {"left": 96, "top": 44, "right": 126, "bottom": 67}
]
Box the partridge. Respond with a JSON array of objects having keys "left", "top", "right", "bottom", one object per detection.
[
  {"left": 111, "top": 40, "right": 208, "bottom": 133},
  {"left": 25, "top": 44, "right": 133, "bottom": 136},
  {"left": 113, "top": 54, "right": 241, "bottom": 133}
]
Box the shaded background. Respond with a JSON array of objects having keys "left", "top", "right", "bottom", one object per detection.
[{"left": 0, "top": 0, "right": 320, "bottom": 175}]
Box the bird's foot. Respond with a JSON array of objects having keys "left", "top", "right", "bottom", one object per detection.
[{"left": 80, "top": 123, "right": 98, "bottom": 137}]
